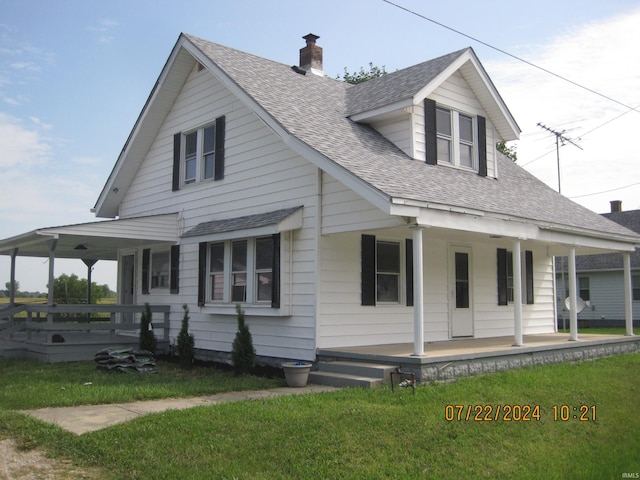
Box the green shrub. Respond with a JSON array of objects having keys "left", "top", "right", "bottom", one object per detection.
[
  {"left": 177, "top": 304, "right": 195, "bottom": 369},
  {"left": 231, "top": 304, "right": 255, "bottom": 375},
  {"left": 139, "top": 302, "right": 157, "bottom": 354}
]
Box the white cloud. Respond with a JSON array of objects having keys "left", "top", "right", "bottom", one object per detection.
[
  {"left": 0, "top": 112, "right": 52, "bottom": 167},
  {"left": 486, "top": 7, "right": 640, "bottom": 213}
]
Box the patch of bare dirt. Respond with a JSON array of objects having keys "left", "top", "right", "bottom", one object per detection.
[{"left": 0, "top": 439, "right": 104, "bottom": 480}]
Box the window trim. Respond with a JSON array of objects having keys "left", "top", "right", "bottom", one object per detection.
[
  {"left": 633, "top": 274, "right": 640, "bottom": 301},
  {"left": 435, "top": 106, "right": 477, "bottom": 170},
  {"left": 172, "top": 115, "right": 225, "bottom": 190},
  {"left": 361, "top": 234, "right": 412, "bottom": 307},
  {"left": 497, "top": 248, "right": 534, "bottom": 306},
  {"left": 200, "top": 235, "right": 279, "bottom": 307}
]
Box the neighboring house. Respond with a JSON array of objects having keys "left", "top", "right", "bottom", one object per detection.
[
  {"left": 556, "top": 201, "right": 640, "bottom": 328},
  {"left": 1, "top": 33, "right": 639, "bottom": 365}
]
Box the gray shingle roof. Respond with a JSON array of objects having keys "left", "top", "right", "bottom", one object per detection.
[
  {"left": 184, "top": 34, "right": 639, "bottom": 242},
  {"left": 557, "top": 210, "right": 640, "bottom": 271},
  {"left": 182, "top": 206, "right": 302, "bottom": 238},
  {"left": 344, "top": 49, "right": 469, "bottom": 116}
]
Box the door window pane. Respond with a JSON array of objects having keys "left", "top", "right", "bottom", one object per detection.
[{"left": 455, "top": 252, "right": 469, "bottom": 308}]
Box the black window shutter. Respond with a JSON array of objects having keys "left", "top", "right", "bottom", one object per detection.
[
  {"left": 172, "top": 133, "right": 181, "bottom": 191},
  {"left": 424, "top": 98, "right": 437, "bottom": 165},
  {"left": 271, "top": 233, "right": 281, "bottom": 308},
  {"left": 361, "top": 235, "right": 376, "bottom": 306},
  {"left": 525, "top": 250, "right": 534, "bottom": 304},
  {"left": 497, "top": 248, "right": 508, "bottom": 306},
  {"left": 170, "top": 245, "right": 180, "bottom": 294},
  {"left": 142, "top": 248, "right": 150, "bottom": 294},
  {"left": 197, "top": 242, "right": 207, "bottom": 307},
  {"left": 405, "top": 238, "right": 414, "bottom": 307},
  {"left": 214, "top": 116, "right": 225, "bottom": 180},
  {"left": 477, "top": 115, "right": 487, "bottom": 177}
]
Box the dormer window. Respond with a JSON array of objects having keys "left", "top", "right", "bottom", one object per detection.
[
  {"left": 425, "top": 98, "right": 487, "bottom": 177},
  {"left": 436, "top": 106, "right": 475, "bottom": 169}
]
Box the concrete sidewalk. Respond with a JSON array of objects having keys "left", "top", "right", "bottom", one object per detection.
[{"left": 20, "top": 385, "right": 338, "bottom": 435}]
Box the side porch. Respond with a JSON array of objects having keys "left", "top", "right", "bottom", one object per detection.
[{"left": 0, "top": 303, "right": 171, "bottom": 362}]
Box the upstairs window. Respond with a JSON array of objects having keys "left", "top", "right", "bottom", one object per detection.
[
  {"left": 436, "top": 106, "right": 475, "bottom": 169},
  {"left": 424, "top": 99, "right": 487, "bottom": 176},
  {"left": 172, "top": 116, "right": 225, "bottom": 191}
]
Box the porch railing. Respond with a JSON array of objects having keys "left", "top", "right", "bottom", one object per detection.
[{"left": 1, "top": 304, "right": 171, "bottom": 345}]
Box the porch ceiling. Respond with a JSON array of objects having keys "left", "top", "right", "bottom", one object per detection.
[{"left": 0, "top": 213, "right": 179, "bottom": 260}]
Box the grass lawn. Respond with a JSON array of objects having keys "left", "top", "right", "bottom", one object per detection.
[{"left": 1, "top": 354, "right": 639, "bottom": 479}]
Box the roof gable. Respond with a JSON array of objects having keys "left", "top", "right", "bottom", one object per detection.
[{"left": 346, "top": 48, "right": 520, "bottom": 141}]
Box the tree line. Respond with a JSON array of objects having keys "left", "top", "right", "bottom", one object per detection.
[{"left": 2, "top": 274, "right": 115, "bottom": 303}]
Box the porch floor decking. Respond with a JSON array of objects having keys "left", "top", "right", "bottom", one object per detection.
[{"left": 317, "top": 333, "right": 640, "bottom": 383}]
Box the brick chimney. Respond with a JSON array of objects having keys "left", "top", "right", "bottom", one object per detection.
[
  {"left": 610, "top": 200, "right": 622, "bottom": 213},
  {"left": 299, "top": 34, "right": 323, "bottom": 76}
]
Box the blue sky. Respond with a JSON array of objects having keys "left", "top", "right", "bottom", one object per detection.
[{"left": 1, "top": 0, "right": 639, "bottom": 292}]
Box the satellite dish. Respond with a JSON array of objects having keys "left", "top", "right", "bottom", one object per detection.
[{"left": 564, "top": 297, "right": 587, "bottom": 313}]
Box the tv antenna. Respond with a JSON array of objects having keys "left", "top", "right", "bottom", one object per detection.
[{"left": 537, "top": 123, "right": 582, "bottom": 194}]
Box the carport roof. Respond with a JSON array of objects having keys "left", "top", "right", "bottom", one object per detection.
[{"left": 0, "top": 213, "right": 179, "bottom": 261}]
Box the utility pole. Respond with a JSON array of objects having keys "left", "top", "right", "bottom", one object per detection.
[
  {"left": 536, "top": 123, "right": 582, "bottom": 333},
  {"left": 537, "top": 123, "right": 582, "bottom": 194}
]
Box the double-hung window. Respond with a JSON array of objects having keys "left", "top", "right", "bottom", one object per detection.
[
  {"left": 497, "top": 248, "right": 534, "bottom": 305},
  {"left": 361, "top": 235, "right": 413, "bottom": 306},
  {"left": 151, "top": 251, "right": 170, "bottom": 289},
  {"left": 436, "top": 106, "right": 475, "bottom": 169},
  {"left": 184, "top": 124, "right": 218, "bottom": 184},
  {"left": 172, "top": 116, "right": 225, "bottom": 190},
  {"left": 202, "top": 236, "right": 276, "bottom": 305},
  {"left": 376, "top": 241, "right": 400, "bottom": 303},
  {"left": 633, "top": 275, "right": 640, "bottom": 301}
]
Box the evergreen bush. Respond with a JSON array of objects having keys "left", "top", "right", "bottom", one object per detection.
[
  {"left": 177, "top": 304, "right": 195, "bottom": 369},
  {"left": 139, "top": 302, "right": 157, "bottom": 354},
  {"left": 231, "top": 304, "right": 255, "bottom": 375}
]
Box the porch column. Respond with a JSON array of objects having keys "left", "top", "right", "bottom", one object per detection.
[
  {"left": 412, "top": 226, "right": 425, "bottom": 356},
  {"left": 9, "top": 248, "right": 18, "bottom": 305},
  {"left": 512, "top": 239, "right": 523, "bottom": 346},
  {"left": 623, "top": 252, "right": 634, "bottom": 336},
  {"left": 47, "top": 238, "right": 58, "bottom": 323},
  {"left": 567, "top": 246, "right": 578, "bottom": 341}
]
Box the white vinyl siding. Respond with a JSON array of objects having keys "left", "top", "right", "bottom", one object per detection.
[
  {"left": 414, "top": 72, "right": 498, "bottom": 177},
  {"left": 118, "top": 65, "right": 318, "bottom": 361},
  {"left": 317, "top": 232, "right": 555, "bottom": 349}
]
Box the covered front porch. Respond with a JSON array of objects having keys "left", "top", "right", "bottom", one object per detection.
[{"left": 316, "top": 333, "right": 640, "bottom": 384}]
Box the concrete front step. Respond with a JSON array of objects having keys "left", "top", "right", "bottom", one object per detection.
[{"left": 309, "top": 361, "right": 399, "bottom": 388}]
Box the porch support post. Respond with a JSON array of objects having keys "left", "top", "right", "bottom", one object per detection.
[
  {"left": 512, "top": 239, "right": 523, "bottom": 346},
  {"left": 47, "top": 238, "right": 57, "bottom": 323},
  {"left": 623, "top": 252, "right": 634, "bottom": 336},
  {"left": 9, "top": 248, "right": 18, "bottom": 305},
  {"left": 412, "top": 226, "right": 425, "bottom": 356},
  {"left": 568, "top": 246, "right": 578, "bottom": 341}
]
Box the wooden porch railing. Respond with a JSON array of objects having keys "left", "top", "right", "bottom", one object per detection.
[{"left": 1, "top": 304, "right": 171, "bottom": 344}]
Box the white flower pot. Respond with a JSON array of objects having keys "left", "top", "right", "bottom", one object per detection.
[{"left": 282, "top": 362, "right": 312, "bottom": 387}]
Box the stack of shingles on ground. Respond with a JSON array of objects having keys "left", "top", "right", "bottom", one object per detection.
[{"left": 94, "top": 346, "right": 157, "bottom": 373}]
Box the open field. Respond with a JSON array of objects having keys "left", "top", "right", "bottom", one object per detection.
[{"left": 1, "top": 354, "right": 638, "bottom": 479}]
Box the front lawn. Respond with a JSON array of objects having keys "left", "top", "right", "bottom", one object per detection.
[{"left": 1, "top": 354, "right": 639, "bottom": 479}]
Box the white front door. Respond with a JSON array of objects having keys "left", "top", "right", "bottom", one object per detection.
[{"left": 449, "top": 246, "right": 473, "bottom": 337}]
